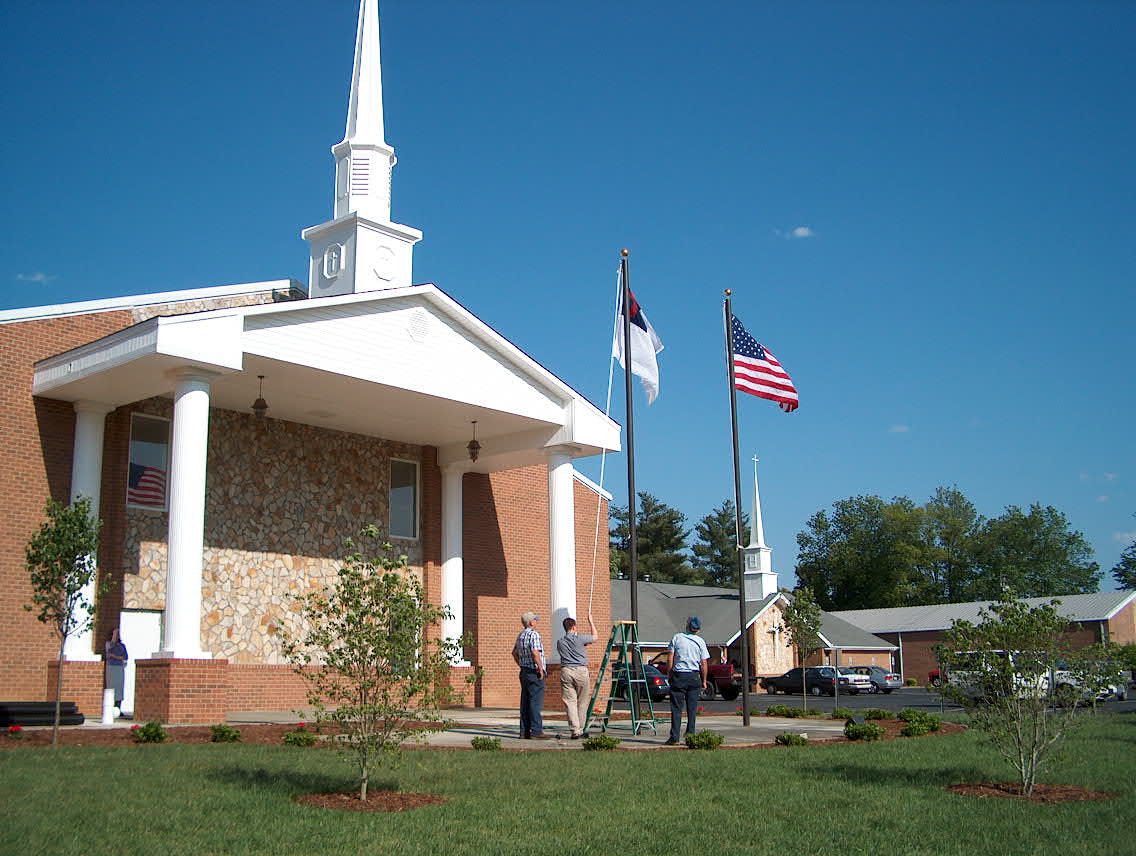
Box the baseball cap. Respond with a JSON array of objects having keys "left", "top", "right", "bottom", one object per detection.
[
  {"left": 522, "top": 611, "right": 540, "bottom": 626},
  {"left": 687, "top": 616, "right": 701, "bottom": 631}
]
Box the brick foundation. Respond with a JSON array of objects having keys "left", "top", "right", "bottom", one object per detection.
[
  {"left": 45, "top": 660, "right": 104, "bottom": 719},
  {"left": 135, "top": 659, "right": 230, "bottom": 724}
]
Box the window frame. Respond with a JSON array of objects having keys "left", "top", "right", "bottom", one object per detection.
[
  {"left": 126, "top": 413, "right": 171, "bottom": 511},
  {"left": 388, "top": 458, "right": 420, "bottom": 541}
]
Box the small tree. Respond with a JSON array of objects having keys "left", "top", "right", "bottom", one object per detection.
[
  {"left": 24, "top": 497, "right": 102, "bottom": 746},
  {"left": 938, "top": 597, "right": 1082, "bottom": 795},
  {"left": 284, "top": 525, "right": 472, "bottom": 801},
  {"left": 782, "top": 588, "right": 823, "bottom": 711}
]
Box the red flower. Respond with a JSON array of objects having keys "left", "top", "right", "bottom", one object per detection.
[
  {"left": 131, "top": 724, "right": 141, "bottom": 731},
  {"left": 697, "top": 706, "right": 705, "bottom": 713},
  {"left": 7, "top": 724, "right": 23, "bottom": 736}
]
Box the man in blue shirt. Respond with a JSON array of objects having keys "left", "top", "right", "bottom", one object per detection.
[
  {"left": 665, "top": 616, "right": 710, "bottom": 745},
  {"left": 512, "top": 611, "right": 551, "bottom": 739}
]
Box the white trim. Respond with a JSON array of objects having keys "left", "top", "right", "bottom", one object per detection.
[
  {"left": 0, "top": 280, "right": 302, "bottom": 325},
  {"left": 1101, "top": 590, "right": 1136, "bottom": 620},
  {"left": 571, "top": 468, "right": 612, "bottom": 500},
  {"left": 723, "top": 592, "right": 789, "bottom": 646}
]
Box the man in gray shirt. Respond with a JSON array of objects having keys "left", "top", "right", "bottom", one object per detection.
[
  {"left": 556, "top": 614, "right": 597, "bottom": 739},
  {"left": 665, "top": 616, "right": 710, "bottom": 745}
]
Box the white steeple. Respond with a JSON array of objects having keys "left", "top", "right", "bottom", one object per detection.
[
  {"left": 742, "top": 456, "right": 779, "bottom": 600},
  {"left": 302, "top": 0, "right": 422, "bottom": 298}
]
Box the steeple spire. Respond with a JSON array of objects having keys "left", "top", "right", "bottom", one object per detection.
[
  {"left": 741, "top": 455, "right": 778, "bottom": 600},
  {"left": 302, "top": 0, "right": 422, "bottom": 298}
]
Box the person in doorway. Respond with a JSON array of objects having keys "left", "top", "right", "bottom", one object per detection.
[
  {"left": 665, "top": 616, "right": 709, "bottom": 745},
  {"left": 104, "top": 628, "right": 128, "bottom": 714},
  {"left": 556, "top": 614, "right": 597, "bottom": 739},
  {"left": 512, "top": 611, "right": 551, "bottom": 739}
]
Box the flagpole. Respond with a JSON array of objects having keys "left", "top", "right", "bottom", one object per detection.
[
  {"left": 724, "top": 289, "right": 752, "bottom": 727},
  {"left": 622, "top": 249, "right": 639, "bottom": 625}
]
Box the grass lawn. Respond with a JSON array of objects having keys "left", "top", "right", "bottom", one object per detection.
[{"left": 2, "top": 713, "right": 1132, "bottom": 856}]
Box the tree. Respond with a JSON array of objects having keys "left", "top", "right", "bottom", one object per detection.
[
  {"left": 691, "top": 499, "right": 750, "bottom": 587},
  {"left": 974, "top": 504, "right": 1100, "bottom": 599},
  {"left": 782, "top": 587, "right": 823, "bottom": 711},
  {"left": 24, "top": 497, "right": 102, "bottom": 746},
  {"left": 919, "top": 486, "right": 984, "bottom": 603},
  {"left": 1111, "top": 516, "right": 1136, "bottom": 589},
  {"left": 284, "top": 525, "right": 471, "bottom": 801},
  {"left": 937, "top": 597, "right": 1084, "bottom": 796},
  {"left": 610, "top": 492, "right": 702, "bottom": 584}
]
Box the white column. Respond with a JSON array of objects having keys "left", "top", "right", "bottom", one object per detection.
[
  {"left": 157, "top": 370, "right": 214, "bottom": 659},
  {"left": 63, "top": 401, "right": 112, "bottom": 661},
  {"left": 441, "top": 465, "right": 469, "bottom": 666},
  {"left": 546, "top": 447, "right": 579, "bottom": 663}
]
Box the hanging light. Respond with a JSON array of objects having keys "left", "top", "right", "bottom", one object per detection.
[
  {"left": 251, "top": 375, "right": 269, "bottom": 419},
  {"left": 467, "top": 420, "right": 481, "bottom": 462}
]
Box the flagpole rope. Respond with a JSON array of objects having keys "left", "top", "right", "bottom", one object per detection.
[{"left": 586, "top": 266, "right": 624, "bottom": 616}]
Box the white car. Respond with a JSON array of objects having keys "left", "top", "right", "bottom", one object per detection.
[
  {"left": 1048, "top": 662, "right": 1130, "bottom": 705},
  {"left": 836, "top": 667, "right": 873, "bottom": 695}
]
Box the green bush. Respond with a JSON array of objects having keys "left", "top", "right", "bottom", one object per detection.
[
  {"left": 581, "top": 734, "right": 621, "bottom": 751},
  {"left": 209, "top": 724, "right": 241, "bottom": 743},
  {"left": 130, "top": 721, "right": 168, "bottom": 744},
  {"left": 766, "top": 704, "right": 811, "bottom": 718},
  {"left": 685, "top": 730, "right": 724, "bottom": 750},
  {"left": 862, "top": 708, "right": 895, "bottom": 720},
  {"left": 843, "top": 721, "right": 885, "bottom": 741},
  {"left": 470, "top": 736, "right": 502, "bottom": 751},
  {"left": 898, "top": 709, "right": 941, "bottom": 731},
  {"left": 905, "top": 678, "right": 918, "bottom": 686},
  {"left": 283, "top": 724, "right": 318, "bottom": 747},
  {"left": 831, "top": 707, "right": 854, "bottom": 720},
  {"left": 774, "top": 732, "right": 809, "bottom": 746},
  {"left": 901, "top": 721, "right": 932, "bottom": 737}
]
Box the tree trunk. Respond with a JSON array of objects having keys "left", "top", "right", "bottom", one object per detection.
[{"left": 52, "top": 637, "right": 66, "bottom": 747}]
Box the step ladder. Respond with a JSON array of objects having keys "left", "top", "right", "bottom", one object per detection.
[{"left": 585, "top": 621, "right": 663, "bottom": 736}]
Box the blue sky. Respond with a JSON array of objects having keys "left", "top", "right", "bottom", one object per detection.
[{"left": 2, "top": 1, "right": 1133, "bottom": 586}]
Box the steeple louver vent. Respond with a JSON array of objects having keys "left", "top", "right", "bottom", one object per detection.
[{"left": 351, "top": 156, "right": 370, "bottom": 195}]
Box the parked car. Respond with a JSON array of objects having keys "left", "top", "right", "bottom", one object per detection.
[
  {"left": 612, "top": 663, "right": 670, "bottom": 702},
  {"left": 760, "top": 666, "right": 839, "bottom": 697},
  {"left": 851, "top": 665, "right": 903, "bottom": 694},
  {"left": 1048, "top": 661, "right": 1130, "bottom": 705},
  {"left": 929, "top": 668, "right": 944, "bottom": 687},
  {"left": 836, "top": 667, "right": 872, "bottom": 695},
  {"left": 648, "top": 653, "right": 743, "bottom": 701}
]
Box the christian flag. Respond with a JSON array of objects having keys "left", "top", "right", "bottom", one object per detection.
[
  {"left": 612, "top": 288, "right": 664, "bottom": 404},
  {"left": 731, "top": 315, "right": 798, "bottom": 412}
]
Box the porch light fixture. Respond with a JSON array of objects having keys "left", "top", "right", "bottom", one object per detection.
[
  {"left": 251, "top": 375, "right": 269, "bottom": 420},
  {"left": 467, "top": 420, "right": 481, "bottom": 463}
]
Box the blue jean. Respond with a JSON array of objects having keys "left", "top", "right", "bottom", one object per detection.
[
  {"left": 519, "top": 667, "right": 545, "bottom": 737},
  {"left": 669, "top": 670, "right": 702, "bottom": 742}
]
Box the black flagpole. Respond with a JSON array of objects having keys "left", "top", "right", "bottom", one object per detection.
[
  {"left": 724, "top": 289, "right": 752, "bottom": 727},
  {"left": 621, "top": 249, "right": 639, "bottom": 625}
]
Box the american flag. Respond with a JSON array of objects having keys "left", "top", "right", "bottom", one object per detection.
[
  {"left": 127, "top": 463, "right": 167, "bottom": 507},
  {"left": 731, "top": 316, "right": 798, "bottom": 412}
]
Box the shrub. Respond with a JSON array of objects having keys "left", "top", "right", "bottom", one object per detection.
[
  {"left": 131, "top": 721, "right": 168, "bottom": 744},
  {"left": 765, "top": 704, "right": 794, "bottom": 717},
  {"left": 685, "top": 730, "right": 724, "bottom": 750},
  {"left": 774, "top": 732, "right": 808, "bottom": 746},
  {"left": 901, "top": 721, "right": 932, "bottom": 737},
  {"left": 7, "top": 724, "right": 24, "bottom": 739},
  {"left": 862, "top": 708, "right": 895, "bottom": 720},
  {"left": 831, "top": 707, "right": 854, "bottom": 720},
  {"left": 470, "top": 736, "right": 502, "bottom": 751},
  {"left": 898, "top": 709, "right": 941, "bottom": 731},
  {"left": 582, "top": 734, "right": 621, "bottom": 751},
  {"left": 209, "top": 724, "right": 241, "bottom": 743},
  {"left": 844, "top": 721, "right": 885, "bottom": 741},
  {"left": 905, "top": 678, "right": 918, "bottom": 686},
  {"left": 283, "top": 723, "right": 318, "bottom": 747}
]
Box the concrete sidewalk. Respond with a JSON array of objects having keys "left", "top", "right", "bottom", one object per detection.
[{"left": 226, "top": 707, "right": 846, "bottom": 749}]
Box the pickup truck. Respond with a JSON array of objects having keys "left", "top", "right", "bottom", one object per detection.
[{"left": 648, "top": 653, "right": 744, "bottom": 701}]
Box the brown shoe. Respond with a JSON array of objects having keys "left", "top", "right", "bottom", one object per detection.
[{"left": 530, "top": 733, "right": 554, "bottom": 740}]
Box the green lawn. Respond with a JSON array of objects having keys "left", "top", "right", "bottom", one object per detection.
[{"left": 2, "top": 713, "right": 1133, "bottom": 856}]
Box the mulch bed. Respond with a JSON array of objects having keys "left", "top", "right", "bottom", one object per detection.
[
  {"left": 948, "top": 782, "right": 1115, "bottom": 804},
  {"left": 295, "top": 790, "right": 446, "bottom": 812},
  {"left": 1, "top": 723, "right": 308, "bottom": 749}
]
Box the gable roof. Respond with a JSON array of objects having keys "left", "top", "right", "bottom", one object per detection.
[
  {"left": 610, "top": 580, "right": 895, "bottom": 651},
  {"left": 828, "top": 590, "right": 1136, "bottom": 634}
]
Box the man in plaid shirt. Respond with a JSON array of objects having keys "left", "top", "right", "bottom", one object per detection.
[{"left": 512, "top": 611, "right": 551, "bottom": 739}]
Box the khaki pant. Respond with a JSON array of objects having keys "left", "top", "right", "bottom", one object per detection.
[{"left": 560, "top": 665, "right": 591, "bottom": 735}]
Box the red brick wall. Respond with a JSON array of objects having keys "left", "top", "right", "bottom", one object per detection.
[
  {"left": 1107, "top": 600, "right": 1135, "bottom": 645},
  {"left": 134, "top": 659, "right": 230, "bottom": 724},
  {"left": 225, "top": 664, "right": 311, "bottom": 712},
  {"left": 45, "top": 660, "right": 104, "bottom": 717},
  {"left": 0, "top": 311, "right": 133, "bottom": 700}
]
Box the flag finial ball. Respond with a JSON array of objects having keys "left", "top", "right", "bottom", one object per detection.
[
  {"left": 621, "top": 248, "right": 629, "bottom": 257},
  {"left": 725, "top": 288, "right": 732, "bottom": 296}
]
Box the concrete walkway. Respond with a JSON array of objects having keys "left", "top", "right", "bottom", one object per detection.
[{"left": 225, "top": 707, "right": 846, "bottom": 749}]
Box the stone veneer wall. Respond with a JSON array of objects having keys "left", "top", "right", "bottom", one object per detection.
[
  {"left": 129, "top": 284, "right": 305, "bottom": 324},
  {"left": 120, "top": 397, "right": 424, "bottom": 666},
  {"left": 747, "top": 602, "right": 795, "bottom": 677}
]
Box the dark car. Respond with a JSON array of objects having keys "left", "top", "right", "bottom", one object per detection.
[
  {"left": 612, "top": 663, "right": 671, "bottom": 702},
  {"left": 760, "top": 666, "right": 840, "bottom": 697}
]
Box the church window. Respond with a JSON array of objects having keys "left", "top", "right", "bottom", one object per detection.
[
  {"left": 390, "top": 459, "right": 418, "bottom": 539},
  {"left": 127, "top": 414, "right": 170, "bottom": 509}
]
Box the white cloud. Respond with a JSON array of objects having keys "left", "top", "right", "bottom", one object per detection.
[
  {"left": 888, "top": 424, "right": 910, "bottom": 433},
  {"left": 1104, "top": 473, "right": 1118, "bottom": 481},
  {"left": 16, "top": 272, "right": 54, "bottom": 283},
  {"left": 773, "top": 226, "right": 817, "bottom": 240},
  {"left": 1097, "top": 495, "right": 1110, "bottom": 503},
  {"left": 1114, "top": 530, "right": 1136, "bottom": 544}
]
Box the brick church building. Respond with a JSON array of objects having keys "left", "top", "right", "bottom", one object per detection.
[{"left": 0, "top": 0, "right": 616, "bottom": 724}]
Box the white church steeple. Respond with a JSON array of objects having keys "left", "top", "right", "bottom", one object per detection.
[
  {"left": 302, "top": 0, "right": 422, "bottom": 298},
  {"left": 742, "top": 456, "right": 779, "bottom": 601}
]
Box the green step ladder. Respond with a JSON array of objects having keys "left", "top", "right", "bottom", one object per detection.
[{"left": 585, "top": 621, "right": 663, "bottom": 736}]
